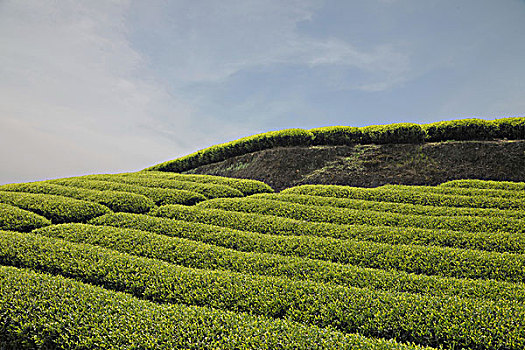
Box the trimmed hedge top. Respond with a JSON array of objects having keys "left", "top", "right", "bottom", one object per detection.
[
  {"left": 0, "top": 182, "right": 154, "bottom": 214},
  {"left": 0, "top": 203, "right": 51, "bottom": 232},
  {"left": 1, "top": 265, "right": 423, "bottom": 350},
  {"left": 0, "top": 191, "right": 111, "bottom": 224},
  {"left": 2, "top": 174, "right": 525, "bottom": 349},
  {"left": 134, "top": 171, "right": 274, "bottom": 195},
  {"left": 147, "top": 117, "right": 525, "bottom": 173}
]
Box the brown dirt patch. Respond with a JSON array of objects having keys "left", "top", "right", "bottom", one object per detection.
[{"left": 185, "top": 140, "right": 525, "bottom": 191}]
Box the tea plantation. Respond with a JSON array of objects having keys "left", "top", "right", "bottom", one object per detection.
[{"left": 1, "top": 118, "right": 524, "bottom": 349}]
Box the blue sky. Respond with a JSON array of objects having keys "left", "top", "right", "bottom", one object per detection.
[{"left": 1, "top": 0, "right": 524, "bottom": 184}]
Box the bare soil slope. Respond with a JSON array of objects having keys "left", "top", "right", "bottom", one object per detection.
[{"left": 185, "top": 140, "right": 525, "bottom": 191}]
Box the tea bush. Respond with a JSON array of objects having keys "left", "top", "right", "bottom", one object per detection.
[
  {"left": 198, "top": 197, "right": 525, "bottom": 234},
  {"left": 49, "top": 178, "right": 206, "bottom": 205},
  {"left": 0, "top": 191, "right": 110, "bottom": 223},
  {"left": 84, "top": 173, "right": 244, "bottom": 198},
  {"left": 150, "top": 207, "right": 525, "bottom": 282},
  {"left": 0, "top": 182, "right": 154, "bottom": 213},
  {"left": 148, "top": 204, "right": 525, "bottom": 254},
  {"left": 147, "top": 128, "right": 315, "bottom": 173},
  {"left": 133, "top": 171, "right": 274, "bottom": 195},
  {"left": 253, "top": 193, "right": 525, "bottom": 219},
  {"left": 36, "top": 222, "right": 525, "bottom": 303},
  {"left": 1, "top": 265, "right": 420, "bottom": 350},
  {"left": 440, "top": 179, "right": 525, "bottom": 191},
  {"left": 283, "top": 185, "right": 525, "bottom": 210},
  {"left": 0, "top": 203, "right": 51, "bottom": 231},
  {"left": 1, "top": 230, "right": 523, "bottom": 349}
]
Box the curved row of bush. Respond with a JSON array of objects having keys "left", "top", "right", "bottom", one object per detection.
[
  {"left": 49, "top": 178, "right": 206, "bottom": 205},
  {"left": 312, "top": 118, "right": 525, "bottom": 144},
  {"left": 133, "top": 171, "right": 274, "bottom": 195},
  {"left": 253, "top": 193, "right": 525, "bottom": 219},
  {"left": 0, "top": 203, "right": 51, "bottom": 231},
  {"left": 282, "top": 185, "right": 525, "bottom": 210},
  {"left": 84, "top": 174, "right": 244, "bottom": 198},
  {"left": 146, "top": 117, "right": 525, "bottom": 173},
  {"left": 1, "top": 230, "right": 522, "bottom": 349},
  {"left": 383, "top": 184, "right": 525, "bottom": 200},
  {"left": 0, "top": 191, "right": 110, "bottom": 223},
  {"left": 149, "top": 204, "right": 525, "bottom": 254},
  {"left": 146, "top": 208, "right": 525, "bottom": 282},
  {"left": 310, "top": 123, "right": 425, "bottom": 145},
  {"left": 147, "top": 129, "right": 315, "bottom": 172},
  {"left": 422, "top": 117, "right": 525, "bottom": 142},
  {"left": 0, "top": 182, "right": 154, "bottom": 214},
  {"left": 0, "top": 266, "right": 418, "bottom": 350},
  {"left": 36, "top": 223, "right": 525, "bottom": 303},
  {"left": 91, "top": 213, "right": 525, "bottom": 301},
  {"left": 440, "top": 179, "right": 525, "bottom": 191},
  {"left": 198, "top": 197, "right": 525, "bottom": 235}
]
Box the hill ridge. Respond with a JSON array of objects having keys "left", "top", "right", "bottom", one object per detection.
[
  {"left": 147, "top": 117, "right": 524, "bottom": 174},
  {"left": 184, "top": 139, "right": 525, "bottom": 190}
]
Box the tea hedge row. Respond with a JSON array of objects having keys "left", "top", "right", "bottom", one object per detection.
[
  {"left": 148, "top": 124, "right": 424, "bottom": 173},
  {"left": 1, "top": 230, "right": 522, "bottom": 349},
  {"left": 422, "top": 117, "right": 525, "bottom": 142},
  {"left": 282, "top": 185, "right": 525, "bottom": 210},
  {"left": 312, "top": 118, "right": 525, "bottom": 144},
  {"left": 133, "top": 171, "right": 274, "bottom": 195},
  {"left": 0, "top": 191, "right": 111, "bottom": 223},
  {"left": 147, "top": 207, "right": 525, "bottom": 282},
  {"left": 147, "top": 117, "right": 525, "bottom": 173},
  {"left": 0, "top": 203, "right": 51, "bottom": 231},
  {"left": 147, "top": 128, "right": 315, "bottom": 172},
  {"left": 49, "top": 178, "right": 206, "bottom": 205},
  {"left": 382, "top": 184, "right": 525, "bottom": 200},
  {"left": 311, "top": 123, "right": 425, "bottom": 145},
  {"left": 253, "top": 193, "right": 525, "bottom": 220},
  {"left": 198, "top": 197, "right": 525, "bottom": 235},
  {"left": 441, "top": 179, "right": 525, "bottom": 191},
  {"left": 0, "top": 182, "right": 154, "bottom": 214},
  {"left": 0, "top": 266, "right": 421, "bottom": 350},
  {"left": 150, "top": 204, "right": 525, "bottom": 254},
  {"left": 36, "top": 223, "right": 525, "bottom": 303},
  {"left": 84, "top": 174, "right": 244, "bottom": 198}
]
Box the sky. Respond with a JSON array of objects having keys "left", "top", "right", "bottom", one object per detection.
[{"left": 1, "top": 0, "right": 524, "bottom": 185}]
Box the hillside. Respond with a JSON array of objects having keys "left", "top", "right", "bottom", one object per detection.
[
  {"left": 148, "top": 118, "right": 525, "bottom": 190},
  {"left": 1, "top": 117, "right": 525, "bottom": 349},
  {"left": 185, "top": 140, "right": 525, "bottom": 191}
]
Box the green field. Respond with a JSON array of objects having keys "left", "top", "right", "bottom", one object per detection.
[
  {"left": 1, "top": 117, "right": 525, "bottom": 349},
  {"left": 1, "top": 172, "right": 524, "bottom": 349}
]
